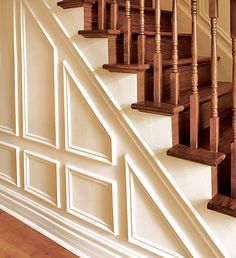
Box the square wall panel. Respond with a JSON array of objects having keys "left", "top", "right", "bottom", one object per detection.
[
  {"left": 66, "top": 165, "right": 118, "bottom": 235},
  {"left": 24, "top": 150, "right": 60, "bottom": 207}
]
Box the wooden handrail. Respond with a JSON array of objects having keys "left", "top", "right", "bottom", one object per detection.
[
  {"left": 231, "top": 0, "right": 236, "bottom": 199},
  {"left": 124, "top": 0, "right": 132, "bottom": 64},
  {"left": 190, "top": 0, "right": 199, "bottom": 149},
  {"left": 170, "top": 0, "right": 179, "bottom": 105},
  {"left": 138, "top": 0, "right": 146, "bottom": 64},
  {"left": 153, "top": 0, "right": 163, "bottom": 103}
]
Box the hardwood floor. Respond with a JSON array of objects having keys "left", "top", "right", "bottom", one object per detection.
[{"left": 0, "top": 210, "right": 79, "bottom": 258}]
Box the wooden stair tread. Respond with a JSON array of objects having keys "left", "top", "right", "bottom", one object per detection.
[
  {"left": 131, "top": 101, "right": 184, "bottom": 115},
  {"left": 179, "top": 81, "right": 232, "bottom": 108},
  {"left": 103, "top": 57, "right": 214, "bottom": 73},
  {"left": 208, "top": 194, "right": 236, "bottom": 218},
  {"left": 103, "top": 63, "right": 150, "bottom": 73},
  {"left": 167, "top": 144, "right": 226, "bottom": 166},
  {"left": 78, "top": 29, "right": 121, "bottom": 38},
  {"left": 58, "top": 0, "right": 171, "bottom": 14}
]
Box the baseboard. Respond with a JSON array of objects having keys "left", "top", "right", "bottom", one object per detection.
[{"left": 0, "top": 185, "right": 143, "bottom": 258}]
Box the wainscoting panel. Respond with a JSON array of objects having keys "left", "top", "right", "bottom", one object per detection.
[
  {"left": 0, "top": 0, "right": 18, "bottom": 136},
  {"left": 0, "top": 141, "right": 19, "bottom": 187}
]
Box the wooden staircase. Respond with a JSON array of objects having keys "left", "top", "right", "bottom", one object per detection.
[{"left": 57, "top": 0, "right": 236, "bottom": 218}]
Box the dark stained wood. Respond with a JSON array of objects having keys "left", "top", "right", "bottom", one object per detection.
[
  {"left": 153, "top": 0, "right": 162, "bottom": 103},
  {"left": 110, "top": 0, "right": 118, "bottom": 30},
  {"left": 98, "top": 0, "right": 106, "bottom": 30},
  {"left": 172, "top": 113, "right": 180, "bottom": 145},
  {"left": 131, "top": 101, "right": 184, "bottom": 115},
  {"left": 0, "top": 211, "right": 78, "bottom": 258},
  {"left": 170, "top": 0, "right": 179, "bottom": 105},
  {"left": 190, "top": 0, "right": 199, "bottom": 149},
  {"left": 103, "top": 63, "right": 150, "bottom": 72},
  {"left": 231, "top": 0, "right": 236, "bottom": 199},
  {"left": 167, "top": 144, "right": 226, "bottom": 166},
  {"left": 138, "top": 0, "right": 146, "bottom": 64},
  {"left": 78, "top": 29, "right": 120, "bottom": 37},
  {"left": 209, "top": 0, "right": 219, "bottom": 152},
  {"left": 124, "top": 0, "right": 132, "bottom": 64},
  {"left": 208, "top": 194, "right": 236, "bottom": 218},
  {"left": 57, "top": 0, "right": 95, "bottom": 8}
]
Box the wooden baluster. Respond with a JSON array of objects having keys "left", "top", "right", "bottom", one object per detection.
[
  {"left": 98, "top": 0, "right": 106, "bottom": 30},
  {"left": 110, "top": 0, "right": 118, "bottom": 30},
  {"left": 231, "top": 0, "right": 236, "bottom": 199},
  {"left": 190, "top": 0, "right": 199, "bottom": 148},
  {"left": 209, "top": 0, "right": 219, "bottom": 153},
  {"left": 124, "top": 0, "right": 132, "bottom": 64},
  {"left": 170, "top": 0, "right": 179, "bottom": 105},
  {"left": 138, "top": 0, "right": 146, "bottom": 64},
  {"left": 153, "top": 0, "right": 163, "bottom": 103}
]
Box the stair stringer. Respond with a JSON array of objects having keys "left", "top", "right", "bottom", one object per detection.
[{"left": 0, "top": 0, "right": 230, "bottom": 257}]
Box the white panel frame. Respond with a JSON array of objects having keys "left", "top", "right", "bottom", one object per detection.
[
  {"left": 66, "top": 164, "right": 118, "bottom": 236},
  {"left": 0, "top": 0, "right": 19, "bottom": 136},
  {"left": 125, "top": 156, "right": 189, "bottom": 258},
  {"left": 21, "top": 1, "right": 59, "bottom": 148},
  {"left": 63, "top": 61, "right": 117, "bottom": 166},
  {"left": 0, "top": 141, "right": 20, "bottom": 187},
  {"left": 23, "top": 150, "right": 61, "bottom": 208}
]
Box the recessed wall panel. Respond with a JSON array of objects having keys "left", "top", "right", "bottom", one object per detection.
[
  {"left": 0, "top": 0, "right": 17, "bottom": 135},
  {"left": 22, "top": 5, "right": 57, "bottom": 147}
]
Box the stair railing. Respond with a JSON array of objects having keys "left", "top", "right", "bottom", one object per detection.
[
  {"left": 209, "top": 0, "right": 219, "bottom": 153},
  {"left": 124, "top": 0, "right": 132, "bottom": 64},
  {"left": 111, "top": 0, "right": 118, "bottom": 30},
  {"left": 153, "top": 0, "right": 163, "bottom": 103},
  {"left": 190, "top": 0, "right": 199, "bottom": 149},
  {"left": 138, "top": 0, "right": 146, "bottom": 64},
  {"left": 170, "top": 0, "right": 179, "bottom": 105},
  {"left": 231, "top": 0, "right": 236, "bottom": 199},
  {"left": 98, "top": 0, "right": 106, "bottom": 30}
]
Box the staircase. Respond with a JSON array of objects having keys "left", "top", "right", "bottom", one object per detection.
[{"left": 57, "top": 0, "right": 236, "bottom": 218}]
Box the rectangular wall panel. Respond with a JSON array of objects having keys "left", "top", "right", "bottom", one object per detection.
[
  {"left": 0, "top": 141, "right": 19, "bottom": 187},
  {"left": 0, "top": 0, "right": 18, "bottom": 135}
]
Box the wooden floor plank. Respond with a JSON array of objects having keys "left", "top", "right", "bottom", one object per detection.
[{"left": 0, "top": 210, "right": 79, "bottom": 258}]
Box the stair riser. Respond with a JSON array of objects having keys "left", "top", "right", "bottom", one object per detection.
[
  {"left": 109, "top": 34, "right": 192, "bottom": 65},
  {"left": 142, "top": 62, "right": 211, "bottom": 101},
  {"left": 179, "top": 93, "right": 232, "bottom": 143},
  {"left": 83, "top": 3, "right": 172, "bottom": 32}
]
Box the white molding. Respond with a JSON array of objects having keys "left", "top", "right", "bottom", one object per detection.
[
  {"left": 63, "top": 61, "right": 117, "bottom": 166},
  {"left": 66, "top": 164, "right": 118, "bottom": 236},
  {"left": 23, "top": 150, "right": 61, "bottom": 208},
  {"left": 125, "top": 156, "right": 189, "bottom": 258},
  {"left": 21, "top": 1, "right": 59, "bottom": 149},
  {"left": 0, "top": 185, "right": 145, "bottom": 258},
  {"left": 0, "top": 141, "right": 20, "bottom": 187}
]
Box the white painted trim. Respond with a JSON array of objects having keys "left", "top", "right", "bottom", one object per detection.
[
  {"left": 0, "top": 185, "right": 146, "bottom": 258},
  {"left": 63, "top": 62, "right": 117, "bottom": 166},
  {"left": 21, "top": 1, "right": 59, "bottom": 149},
  {"left": 125, "top": 156, "right": 189, "bottom": 258},
  {"left": 0, "top": 141, "right": 20, "bottom": 187},
  {"left": 23, "top": 150, "right": 61, "bottom": 208},
  {"left": 66, "top": 164, "right": 119, "bottom": 236}
]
